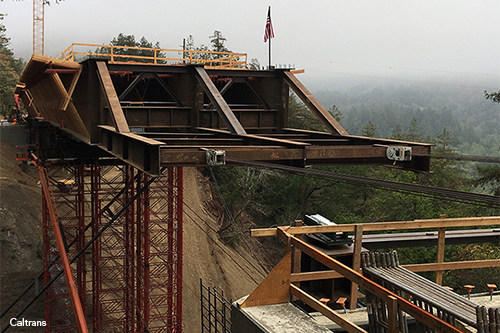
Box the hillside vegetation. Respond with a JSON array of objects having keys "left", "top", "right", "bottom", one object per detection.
[
  {"left": 209, "top": 82, "right": 500, "bottom": 292},
  {"left": 314, "top": 82, "right": 499, "bottom": 156}
]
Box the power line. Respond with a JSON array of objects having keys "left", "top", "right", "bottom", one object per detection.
[{"left": 432, "top": 154, "right": 500, "bottom": 164}]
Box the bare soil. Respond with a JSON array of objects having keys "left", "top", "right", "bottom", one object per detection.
[
  {"left": 182, "top": 167, "right": 267, "bottom": 332},
  {"left": 0, "top": 142, "right": 44, "bottom": 330}
]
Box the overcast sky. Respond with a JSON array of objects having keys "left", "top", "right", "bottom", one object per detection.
[{"left": 2, "top": 0, "right": 500, "bottom": 88}]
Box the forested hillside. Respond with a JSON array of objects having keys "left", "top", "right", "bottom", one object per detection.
[{"left": 314, "top": 81, "right": 499, "bottom": 156}]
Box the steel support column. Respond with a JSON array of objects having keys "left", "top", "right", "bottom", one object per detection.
[
  {"left": 42, "top": 164, "right": 89, "bottom": 333},
  {"left": 176, "top": 167, "right": 184, "bottom": 332},
  {"left": 90, "top": 163, "right": 101, "bottom": 332},
  {"left": 124, "top": 164, "right": 135, "bottom": 332},
  {"left": 75, "top": 164, "right": 87, "bottom": 319}
]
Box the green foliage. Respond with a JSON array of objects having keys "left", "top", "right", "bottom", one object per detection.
[
  {"left": 474, "top": 165, "right": 500, "bottom": 196},
  {"left": 209, "top": 30, "right": 228, "bottom": 54},
  {"left": 329, "top": 105, "right": 343, "bottom": 122},
  {"left": 208, "top": 59, "right": 498, "bottom": 289},
  {"left": 444, "top": 244, "right": 500, "bottom": 292},
  {"left": 288, "top": 93, "right": 343, "bottom": 131},
  {"left": 288, "top": 93, "right": 322, "bottom": 130},
  {"left": 472, "top": 90, "right": 500, "bottom": 196},
  {"left": 315, "top": 84, "right": 499, "bottom": 156},
  {"left": 96, "top": 33, "right": 166, "bottom": 63},
  {"left": 183, "top": 34, "right": 209, "bottom": 60},
  {"left": 183, "top": 30, "right": 233, "bottom": 62},
  {"left": 484, "top": 90, "right": 500, "bottom": 103},
  {"left": 362, "top": 121, "right": 376, "bottom": 137},
  {"left": 0, "top": 14, "right": 24, "bottom": 116},
  {"left": 210, "top": 100, "right": 498, "bottom": 287},
  {"left": 405, "top": 118, "right": 423, "bottom": 142},
  {"left": 248, "top": 58, "right": 261, "bottom": 70}
]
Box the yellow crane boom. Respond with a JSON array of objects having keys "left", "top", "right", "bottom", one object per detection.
[{"left": 33, "top": 0, "right": 44, "bottom": 55}]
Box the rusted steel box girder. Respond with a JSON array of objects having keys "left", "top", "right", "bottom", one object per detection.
[{"left": 16, "top": 56, "right": 432, "bottom": 175}]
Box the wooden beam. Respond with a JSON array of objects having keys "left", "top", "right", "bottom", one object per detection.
[
  {"left": 96, "top": 61, "right": 130, "bottom": 133},
  {"left": 436, "top": 216, "right": 447, "bottom": 285},
  {"left": 349, "top": 224, "right": 363, "bottom": 310},
  {"left": 239, "top": 251, "right": 291, "bottom": 308},
  {"left": 292, "top": 220, "right": 303, "bottom": 289},
  {"left": 291, "top": 270, "right": 343, "bottom": 282},
  {"left": 251, "top": 216, "right": 500, "bottom": 237},
  {"left": 290, "top": 285, "right": 368, "bottom": 333},
  {"left": 403, "top": 259, "right": 500, "bottom": 272},
  {"left": 288, "top": 234, "right": 462, "bottom": 333},
  {"left": 387, "top": 295, "right": 399, "bottom": 333}
]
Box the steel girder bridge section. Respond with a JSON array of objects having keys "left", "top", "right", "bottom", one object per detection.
[
  {"left": 15, "top": 55, "right": 432, "bottom": 175},
  {"left": 12, "top": 54, "right": 432, "bottom": 333}
]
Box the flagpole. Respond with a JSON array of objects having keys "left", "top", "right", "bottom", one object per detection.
[
  {"left": 264, "top": 5, "right": 274, "bottom": 69},
  {"left": 269, "top": 33, "right": 271, "bottom": 68},
  {"left": 268, "top": 6, "right": 271, "bottom": 68}
]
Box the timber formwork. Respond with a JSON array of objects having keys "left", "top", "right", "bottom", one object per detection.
[
  {"left": 362, "top": 251, "right": 500, "bottom": 333},
  {"left": 40, "top": 162, "right": 182, "bottom": 332}
]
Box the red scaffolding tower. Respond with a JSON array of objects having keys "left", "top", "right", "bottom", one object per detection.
[{"left": 41, "top": 162, "right": 183, "bottom": 332}]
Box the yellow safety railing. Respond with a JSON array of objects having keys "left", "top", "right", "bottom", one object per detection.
[{"left": 56, "top": 43, "right": 248, "bottom": 69}]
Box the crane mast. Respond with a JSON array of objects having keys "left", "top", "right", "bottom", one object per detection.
[{"left": 33, "top": 0, "right": 44, "bottom": 55}]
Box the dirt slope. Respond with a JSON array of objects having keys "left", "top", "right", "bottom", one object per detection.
[
  {"left": 0, "top": 142, "right": 44, "bottom": 328},
  {"left": 182, "top": 167, "right": 266, "bottom": 333}
]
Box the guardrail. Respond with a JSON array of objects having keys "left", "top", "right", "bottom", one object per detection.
[{"left": 56, "top": 43, "right": 247, "bottom": 69}]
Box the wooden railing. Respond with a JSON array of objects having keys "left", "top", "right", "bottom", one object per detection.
[
  {"left": 242, "top": 226, "right": 472, "bottom": 333},
  {"left": 252, "top": 216, "right": 500, "bottom": 311},
  {"left": 56, "top": 43, "right": 248, "bottom": 69}
]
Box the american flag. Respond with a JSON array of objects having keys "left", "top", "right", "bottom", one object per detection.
[{"left": 264, "top": 7, "right": 274, "bottom": 43}]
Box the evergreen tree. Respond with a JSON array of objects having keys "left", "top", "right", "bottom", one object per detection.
[
  {"left": 473, "top": 92, "right": 500, "bottom": 195},
  {"left": 288, "top": 93, "right": 324, "bottom": 131},
  {"left": 362, "top": 121, "right": 376, "bottom": 137},
  {"left": 0, "top": 14, "right": 24, "bottom": 116},
  {"left": 96, "top": 33, "right": 165, "bottom": 63},
  {"left": 405, "top": 117, "right": 423, "bottom": 142},
  {"left": 391, "top": 124, "right": 405, "bottom": 140},
  {"left": 209, "top": 30, "right": 228, "bottom": 54},
  {"left": 248, "top": 58, "right": 261, "bottom": 70},
  {"left": 484, "top": 90, "right": 500, "bottom": 103},
  {"left": 329, "top": 105, "right": 343, "bottom": 122}
]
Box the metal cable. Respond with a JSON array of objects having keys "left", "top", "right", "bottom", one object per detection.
[
  {"left": 155, "top": 183, "right": 267, "bottom": 284},
  {"left": 226, "top": 158, "right": 500, "bottom": 208}
]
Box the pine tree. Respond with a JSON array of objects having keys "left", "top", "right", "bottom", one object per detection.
[
  {"left": 362, "top": 121, "right": 376, "bottom": 137},
  {"left": 0, "top": 14, "right": 24, "bottom": 116}
]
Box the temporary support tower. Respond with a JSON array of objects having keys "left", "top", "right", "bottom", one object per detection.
[{"left": 36, "top": 161, "right": 182, "bottom": 332}]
